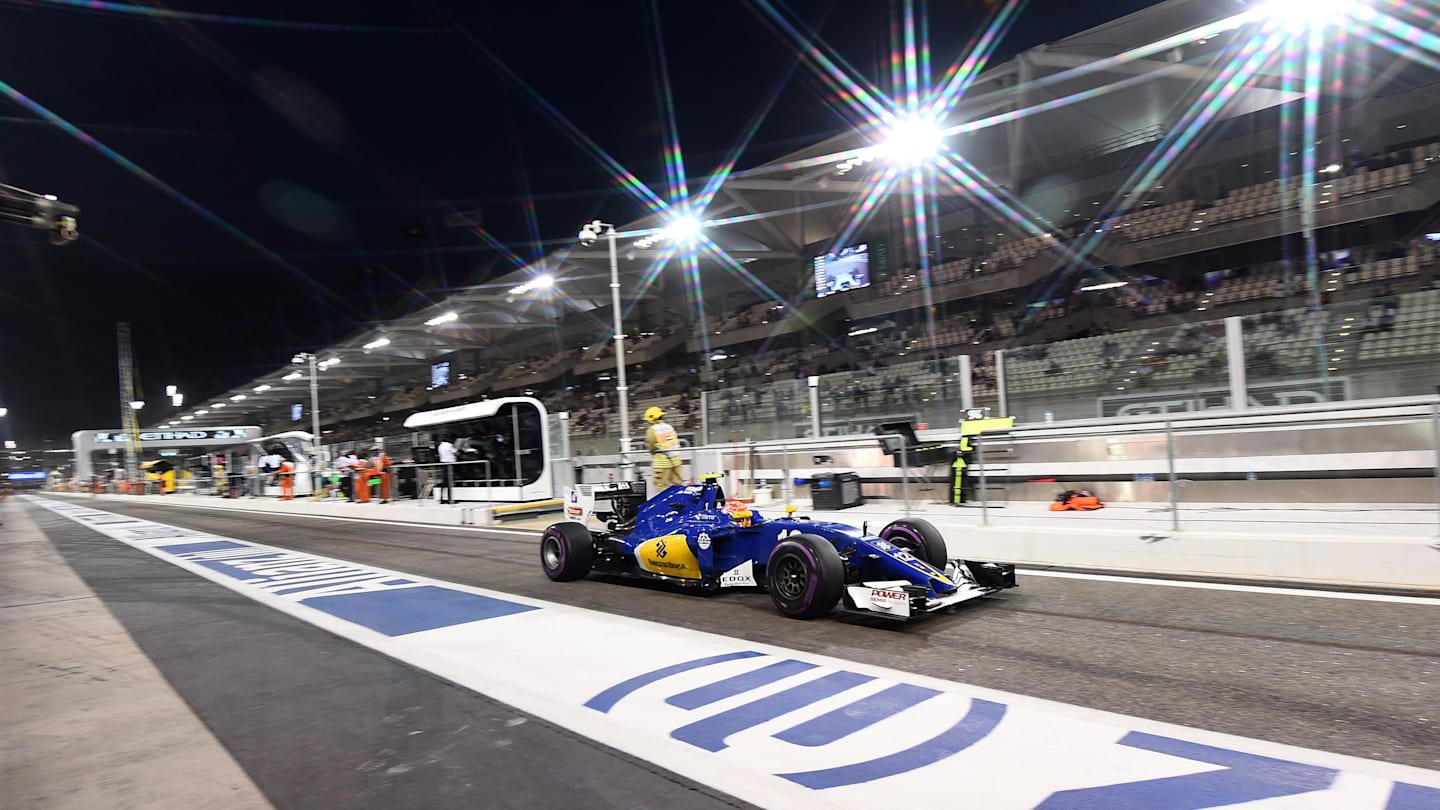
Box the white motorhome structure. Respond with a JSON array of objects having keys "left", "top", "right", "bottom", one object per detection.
[
  {"left": 249, "top": 430, "right": 318, "bottom": 497},
  {"left": 403, "top": 397, "right": 552, "bottom": 503}
]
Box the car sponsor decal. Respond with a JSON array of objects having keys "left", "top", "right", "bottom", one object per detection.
[
  {"left": 29, "top": 497, "right": 1440, "bottom": 810},
  {"left": 867, "top": 587, "right": 907, "bottom": 610},
  {"left": 718, "top": 560, "right": 756, "bottom": 588},
  {"left": 635, "top": 533, "right": 701, "bottom": 579}
]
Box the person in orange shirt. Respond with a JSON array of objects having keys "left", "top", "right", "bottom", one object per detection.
[
  {"left": 368, "top": 446, "right": 392, "bottom": 502},
  {"left": 278, "top": 459, "right": 296, "bottom": 500}
]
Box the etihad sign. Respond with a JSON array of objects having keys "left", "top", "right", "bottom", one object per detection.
[{"left": 93, "top": 428, "right": 254, "bottom": 443}]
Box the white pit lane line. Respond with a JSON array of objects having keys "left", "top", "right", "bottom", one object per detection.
[
  {"left": 1018, "top": 569, "right": 1440, "bottom": 605},
  {"left": 28, "top": 496, "right": 1440, "bottom": 810}
]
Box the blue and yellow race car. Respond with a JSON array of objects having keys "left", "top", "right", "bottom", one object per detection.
[{"left": 540, "top": 476, "right": 1016, "bottom": 621}]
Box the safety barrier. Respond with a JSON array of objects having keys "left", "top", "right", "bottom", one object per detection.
[{"left": 569, "top": 397, "right": 1440, "bottom": 535}]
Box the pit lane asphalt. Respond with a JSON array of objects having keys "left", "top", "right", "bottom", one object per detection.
[{"left": 54, "top": 497, "right": 1440, "bottom": 771}]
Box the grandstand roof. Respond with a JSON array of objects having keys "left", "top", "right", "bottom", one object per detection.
[{"left": 158, "top": 0, "right": 1440, "bottom": 430}]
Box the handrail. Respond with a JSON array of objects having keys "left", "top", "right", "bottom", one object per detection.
[{"left": 573, "top": 396, "right": 1440, "bottom": 460}]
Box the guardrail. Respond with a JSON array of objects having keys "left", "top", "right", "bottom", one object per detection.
[{"left": 566, "top": 398, "right": 1440, "bottom": 534}]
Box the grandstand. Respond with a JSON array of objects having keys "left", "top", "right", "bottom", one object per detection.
[{"left": 144, "top": 0, "right": 1439, "bottom": 461}]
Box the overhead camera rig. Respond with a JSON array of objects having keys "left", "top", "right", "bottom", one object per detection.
[{"left": 0, "top": 182, "right": 79, "bottom": 245}]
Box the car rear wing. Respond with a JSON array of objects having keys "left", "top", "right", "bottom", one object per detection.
[{"left": 564, "top": 481, "right": 646, "bottom": 524}]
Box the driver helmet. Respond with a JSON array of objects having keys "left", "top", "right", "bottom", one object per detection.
[
  {"left": 725, "top": 499, "right": 753, "bottom": 527},
  {"left": 644, "top": 406, "right": 664, "bottom": 423}
]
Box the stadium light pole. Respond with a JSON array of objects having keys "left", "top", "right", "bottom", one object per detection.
[
  {"left": 579, "top": 220, "right": 634, "bottom": 482},
  {"left": 292, "top": 352, "right": 323, "bottom": 496}
]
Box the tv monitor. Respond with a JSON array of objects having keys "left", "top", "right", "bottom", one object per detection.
[{"left": 814, "top": 243, "right": 871, "bottom": 298}]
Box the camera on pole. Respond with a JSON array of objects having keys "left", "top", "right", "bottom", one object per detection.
[{"left": 0, "top": 182, "right": 80, "bottom": 245}]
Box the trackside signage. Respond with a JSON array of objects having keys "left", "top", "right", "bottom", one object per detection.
[
  {"left": 1098, "top": 378, "right": 1350, "bottom": 418},
  {"left": 91, "top": 427, "right": 258, "bottom": 443},
  {"left": 29, "top": 496, "right": 1440, "bottom": 810}
]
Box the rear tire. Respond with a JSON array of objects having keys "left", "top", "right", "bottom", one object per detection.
[
  {"left": 765, "top": 533, "right": 844, "bottom": 619},
  {"left": 879, "top": 518, "right": 948, "bottom": 569},
  {"left": 541, "top": 522, "right": 595, "bottom": 582}
]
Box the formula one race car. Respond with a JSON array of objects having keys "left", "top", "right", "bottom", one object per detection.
[{"left": 540, "top": 475, "right": 1016, "bottom": 621}]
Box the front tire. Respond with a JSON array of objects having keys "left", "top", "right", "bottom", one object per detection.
[
  {"left": 765, "top": 534, "right": 844, "bottom": 619},
  {"left": 879, "top": 518, "right": 948, "bottom": 569},
  {"left": 541, "top": 522, "right": 595, "bottom": 582}
]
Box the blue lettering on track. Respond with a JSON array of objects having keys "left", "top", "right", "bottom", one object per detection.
[
  {"left": 301, "top": 585, "right": 536, "bottom": 636},
  {"left": 666, "top": 660, "right": 817, "bottom": 710},
  {"left": 194, "top": 554, "right": 290, "bottom": 581},
  {"left": 587, "top": 652, "right": 1007, "bottom": 790},
  {"left": 156, "top": 540, "right": 251, "bottom": 556},
  {"left": 777, "top": 698, "right": 1005, "bottom": 790},
  {"left": 774, "top": 682, "right": 941, "bottom": 747},
  {"left": 1034, "top": 731, "right": 1338, "bottom": 808},
  {"left": 150, "top": 538, "right": 536, "bottom": 636},
  {"left": 672, "top": 671, "right": 874, "bottom": 751},
  {"left": 1386, "top": 782, "right": 1440, "bottom": 809},
  {"left": 584, "top": 652, "right": 765, "bottom": 713}
]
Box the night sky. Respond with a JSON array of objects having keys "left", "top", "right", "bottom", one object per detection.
[{"left": 0, "top": 0, "right": 1161, "bottom": 447}]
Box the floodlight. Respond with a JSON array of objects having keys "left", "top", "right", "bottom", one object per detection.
[
  {"left": 662, "top": 215, "right": 703, "bottom": 243},
  {"left": 230, "top": 394, "right": 246, "bottom": 401},
  {"left": 881, "top": 114, "right": 945, "bottom": 165},
  {"left": 1078, "top": 281, "right": 1129, "bottom": 292},
  {"left": 213, "top": 403, "right": 227, "bottom": 409},
  {"left": 1258, "top": 0, "right": 1362, "bottom": 24},
  {"left": 253, "top": 384, "right": 271, "bottom": 393},
  {"left": 509, "top": 275, "right": 557, "bottom": 295},
  {"left": 425, "top": 311, "right": 458, "bottom": 326},
  {"left": 165, "top": 385, "right": 178, "bottom": 396},
  {"left": 181, "top": 415, "right": 194, "bottom": 421},
  {"left": 282, "top": 371, "right": 303, "bottom": 381},
  {"left": 363, "top": 337, "right": 391, "bottom": 350},
  {"left": 195, "top": 410, "right": 209, "bottom": 415},
  {"left": 129, "top": 400, "right": 144, "bottom": 410}
]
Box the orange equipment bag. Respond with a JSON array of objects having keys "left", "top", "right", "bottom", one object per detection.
[{"left": 1049, "top": 489, "right": 1105, "bottom": 511}]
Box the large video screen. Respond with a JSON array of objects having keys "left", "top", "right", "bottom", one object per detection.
[
  {"left": 814, "top": 243, "right": 871, "bottom": 298},
  {"left": 431, "top": 361, "right": 451, "bottom": 388}
]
